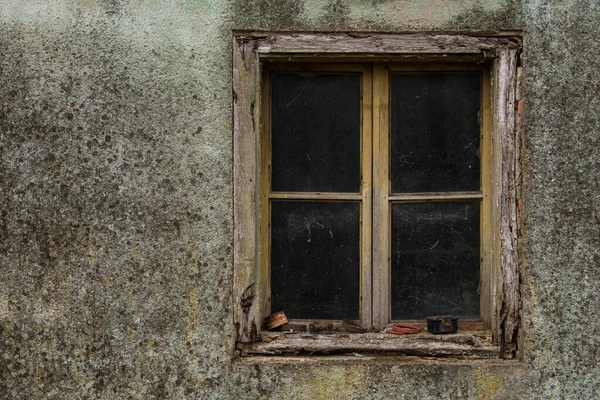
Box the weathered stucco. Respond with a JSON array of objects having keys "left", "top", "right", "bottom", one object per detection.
[{"left": 0, "top": 0, "right": 598, "bottom": 398}]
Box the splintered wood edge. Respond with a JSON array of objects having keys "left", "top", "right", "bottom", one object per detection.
[
  {"left": 235, "top": 356, "right": 518, "bottom": 365},
  {"left": 238, "top": 333, "right": 501, "bottom": 359},
  {"left": 233, "top": 37, "right": 262, "bottom": 343},
  {"left": 245, "top": 33, "right": 516, "bottom": 55},
  {"left": 494, "top": 47, "right": 521, "bottom": 347}
]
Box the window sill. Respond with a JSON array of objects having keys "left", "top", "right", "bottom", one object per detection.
[{"left": 237, "top": 330, "right": 503, "bottom": 360}]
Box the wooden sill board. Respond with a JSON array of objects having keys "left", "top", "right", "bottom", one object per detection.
[{"left": 238, "top": 331, "right": 500, "bottom": 359}]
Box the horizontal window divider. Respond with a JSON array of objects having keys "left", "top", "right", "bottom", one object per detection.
[
  {"left": 269, "top": 192, "right": 364, "bottom": 201},
  {"left": 388, "top": 192, "right": 484, "bottom": 202}
]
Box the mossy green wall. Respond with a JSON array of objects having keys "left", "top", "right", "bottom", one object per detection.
[{"left": 0, "top": 0, "right": 598, "bottom": 398}]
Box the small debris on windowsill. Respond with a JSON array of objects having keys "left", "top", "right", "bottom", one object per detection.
[
  {"left": 265, "top": 311, "right": 288, "bottom": 330},
  {"left": 280, "top": 323, "right": 308, "bottom": 333}
]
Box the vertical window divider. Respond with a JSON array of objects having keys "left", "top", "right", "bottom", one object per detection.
[
  {"left": 372, "top": 63, "right": 390, "bottom": 330},
  {"left": 480, "top": 67, "right": 493, "bottom": 328},
  {"left": 361, "top": 65, "right": 374, "bottom": 328}
]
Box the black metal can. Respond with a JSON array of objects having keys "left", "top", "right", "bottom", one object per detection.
[{"left": 426, "top": 316, "right": 458, "bottom": 334}]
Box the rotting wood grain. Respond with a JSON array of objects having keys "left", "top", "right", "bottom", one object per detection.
[
  {"left": 244, "top": 33, "right": 515, "bottom": 56},
  {"left": 238, "top": 333, "right": 500, "bottom": 358},
  {"left": 233, "top": 37, "right": 261, "bottom": 342},
  {"left": 514, "top": 64, "right": 524, "bottom": 359},
  {"left": 495, "top": 48, "right": 521, "bottom": 349}
]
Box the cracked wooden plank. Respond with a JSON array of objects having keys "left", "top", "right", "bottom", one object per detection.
[
  {"left": 250, "top": 33, "right": 514, "bottom": 56},
  {"left": 233, "top": 36, "right": 261, "bottom": 343},
  {"left": 238, "top": 332, "right": 500, "bottom": 359},
  {"left": 493, "top": 47, "right": 521, "bottom": 349}
]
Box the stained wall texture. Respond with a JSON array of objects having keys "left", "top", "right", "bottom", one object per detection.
[{"left": 0, "top": 0, "right": 599, "bottom": 399}]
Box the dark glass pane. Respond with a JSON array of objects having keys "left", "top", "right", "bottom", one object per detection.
[
  {"left": 390, "top": 72, "right": 481, "bottom": 193},
  {"left": 271, "top": 201, "right": 360, "bottom": 320},
  {"left": 271, "top": 72, "right": 361, "bottom": 193},
  {"left": 391, "top": 202, "right": 480, "bottom": 320}
]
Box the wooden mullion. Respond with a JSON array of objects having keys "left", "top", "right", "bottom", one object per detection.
[
  {"left": 480, "top": 66, "right": 493, "bottom": 329},
  {"left": 372, "top": 63, "right": 390, "bottom": 330},
  {"left": 360, "top": 65, "right": 373, "bottom": 328}
]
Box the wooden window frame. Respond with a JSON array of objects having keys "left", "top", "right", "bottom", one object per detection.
[
  {"left": 373, "top": 62, "right": 491, "bottom": 330},
  {"left": 233, "top": 32, "right": 522, "bottom": 359},
  {"left": 261, "top": 63, "right": 373, "bottom": 329}
]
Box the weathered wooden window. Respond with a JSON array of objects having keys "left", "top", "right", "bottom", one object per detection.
[
  {"left": 376, "top": 64, "right": 491, "bottom": 328},
  {"left": 262, "top": 64, "right": 373, "bottom": 327},
  {"left": 233, "top": 33, "right": 522, "bottom": 359}
]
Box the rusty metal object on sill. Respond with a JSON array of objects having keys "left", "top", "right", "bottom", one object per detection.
[
  {"left": 342, "top": 320, "right": 368, "bottom": 333},
  {"left": 308, "top": 322, "right": 334, "bottom": 332},
  {"left": 279, "top": 323, "right": 308, "bottom": 333},
  {"left": 427, "top": 316, "right": 458, "bottom": 334},
  {"left": 385, "top": 324, "right": 421, "bottom": 335},
  {"left": 264, "top": 311, "right": 288, "bottom": 330}
]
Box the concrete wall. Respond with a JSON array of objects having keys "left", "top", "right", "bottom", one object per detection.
[{"left": 0, "top": 0, "right": 598, "bottom": 398}]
